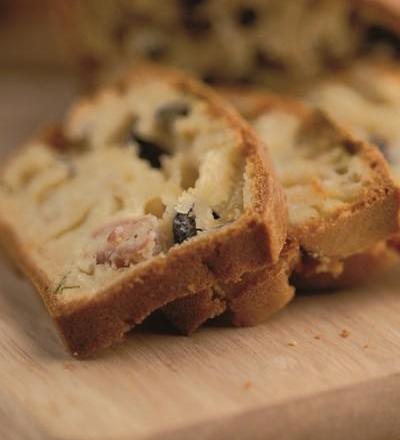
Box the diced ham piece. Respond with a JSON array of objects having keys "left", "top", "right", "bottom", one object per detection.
[{"left": 92, "top": 215, "right": 159, "bottom": 268}]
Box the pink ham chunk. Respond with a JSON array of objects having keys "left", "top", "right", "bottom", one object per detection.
[{"left": 93, "top": 215, "right": 159, "bottom": 268}]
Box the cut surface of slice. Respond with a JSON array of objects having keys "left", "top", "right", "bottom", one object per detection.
[
  {"left": 307, "top": 59, "right": 400, "bottom": 182},
  {"left": 0, "top": 65, "right": 287, "bottom": 356}
]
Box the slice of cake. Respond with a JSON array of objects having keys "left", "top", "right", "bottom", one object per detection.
[
  {"left": 0, "top": 65, "right": 287, "bottom": 356},
  {"left": 307, "top": 58, "right": 400, "bottom": 251}
]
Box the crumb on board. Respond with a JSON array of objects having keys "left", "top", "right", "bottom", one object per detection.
[
  {"left": 340, "top": 329, "right": 350, "bottom": 338},
  {"left": 314, "top": 335, "right": 321, "bottom": 340},
  {"left": 243, "top": 380, "right": 253, "bottom": 389},
  {"left": 63, "top": 363, "right": 76, "bottom": 371},
  {"left": 363, "top": 344, "right": 369, "bottom": 349},
  {"left": 287, "top": 340, "right": 297, "bottom": 347}
]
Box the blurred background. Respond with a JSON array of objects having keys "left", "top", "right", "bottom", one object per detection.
[
  {"left": 0, "top": 0, "right": 75, "bottom": 152},
  {"left": 2, "top": 0, "right": 399, "bottom": 77},
  {"left": 0, "top": 0, "right": 65, "bottom": 70},
  {"left": 0, "top": 0, "right": 399, "bottom": 150}
]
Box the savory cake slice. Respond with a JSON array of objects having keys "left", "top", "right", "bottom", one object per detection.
[
  {"left": 223, "top": 88, "right": 399, "bottom": 262},
  {"left": 0, "top": 65, "right": 287, "bottom": 356},
  {"left": 306, "top": 58, "right": 400, "bottom": 251},
  {"left": 164, "top": 89, "right": 399, "bottom": 335}
]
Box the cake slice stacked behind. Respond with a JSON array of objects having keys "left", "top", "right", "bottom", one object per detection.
[
  {"left": 307, "top": 58, "right": 400, "bottom": 251},
  {"left": 164, "top": 89, "right": 400, "bottom": 334}
]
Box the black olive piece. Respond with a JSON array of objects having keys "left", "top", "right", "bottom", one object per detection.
[
  {"left": 237, "top": 7, "right": 257, "bottom": 27},
  {"left": 364, "top": 26, "right": 400, "bottom": 57},
  {"left": 155, "top": 101, "right": 190, "bottom": 130},
  {"left": 370, "top": 136, "right": 392, "bottom": 163},
  {"left": 129, "top": 132, "right": 168, "bottom": 169},
  {"left": 212, "top": 210, "right": 220, "bottom": 220},
  {"left": 173, "top": 210, "right": 197, "bottom": 244}
]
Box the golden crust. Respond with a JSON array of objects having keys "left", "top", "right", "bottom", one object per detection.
[
  {"left": 163, "top": 239, "right": 299, "bottom": 335},
  {"left": 0, "top": 65, "right": 287, "bottom": 357}
]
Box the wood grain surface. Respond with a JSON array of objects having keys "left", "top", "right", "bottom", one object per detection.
[{"left": 0, "top": 71, "right": 400, "bottom": 440}]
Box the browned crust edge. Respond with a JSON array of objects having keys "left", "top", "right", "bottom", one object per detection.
[{"left": 294, "top": 241, "right": 399, "bottom": 291}]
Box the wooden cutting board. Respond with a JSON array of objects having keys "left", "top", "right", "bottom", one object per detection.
[{"left": 1, "top": 71, "right": 400, "bottom": 440}]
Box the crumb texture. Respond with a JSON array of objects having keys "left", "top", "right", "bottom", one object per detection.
[
  {"left": 252, "top": 110, "right": 376, "bottom": 226},
  {"left": 0, "top": 79, "right": 247, "bottom": 299},
  {"left": 307, "top": 60, "right": 400, "bottom": 183}
]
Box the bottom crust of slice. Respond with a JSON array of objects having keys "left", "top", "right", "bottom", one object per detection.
[
  {"left": 293, "top": 241, "right": 399, "bottom": 291},
  {"left": 163, "top": 238, "right": 399, "bottom": 336},
  {"left": 163, "top": 240, "right": 299, "bottom": 335}
]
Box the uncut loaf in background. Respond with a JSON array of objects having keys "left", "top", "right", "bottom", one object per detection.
[
  {"left": 57, "top": 0, "right": 400, "bottom": 90},
  {"left": 164, "top": 91, "right": 400, "bottom": 335},
  {"left": 0, "top": 65, "right": 287, "bottom": 357}
]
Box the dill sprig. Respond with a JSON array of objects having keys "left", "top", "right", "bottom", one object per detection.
[{"left": 54, "top": 273, "right": 80, "bottom": 294}]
